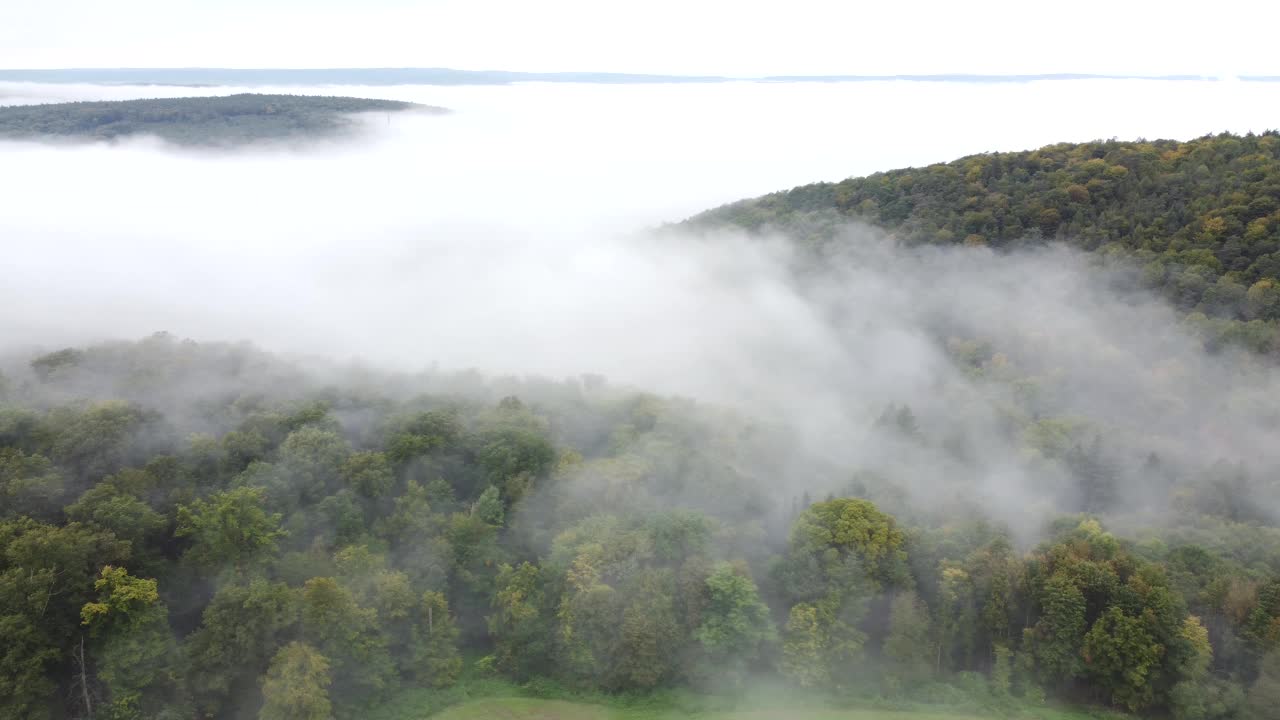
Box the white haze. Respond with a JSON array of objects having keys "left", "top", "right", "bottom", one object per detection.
[{"left": 4, "top": 79, "right": 1280, "bottom": 535}]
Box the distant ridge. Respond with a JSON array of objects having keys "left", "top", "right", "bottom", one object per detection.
[
  {"left": 0, "top": 68, "right": 1263, "bottom": 87},
  {"left": 759, "top": 73, "right": 1221, "bottom": 83},
  {"left": 0, "top": 93, "right": 439, "bottom": 146},
  {"left": 0, "top": 68, "right": 726, "bottom": 86}
]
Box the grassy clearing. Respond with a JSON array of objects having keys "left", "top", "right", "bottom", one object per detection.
[
  {"left": 432, "top": 697, "right": 1005, "bottom": 720},
  {"left": 368, "top": 672, "right": 1120, "bottom": 720},
  {"left": 402, "top": 694, "right": 1112, "bottom": 720},
  {"left": 435, "top": 697, "right": 611, "bottom": 719}
]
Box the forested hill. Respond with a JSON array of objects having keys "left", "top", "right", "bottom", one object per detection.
[
  {"left": 688, "top": 132, "right": 1280, "bottom": 354},
  {"left": 4, "top": 332, "right": 1280, "bottom": 720},
  {"left": 0, "top": 94, "right": 442, "bottom": 146}
]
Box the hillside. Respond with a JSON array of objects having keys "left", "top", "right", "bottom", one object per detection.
[
  {"left": 0, "top": 93, "right": 442, "bottom": 146},
  {"left": 688, "top": 132, "right": 1280, "bottom": 354},
  {"left": 6, "top": 131, "right": 1280, "bottom": 720},
  {"left": 3, "top": 330, "right": 1280, "bottom": 720}
]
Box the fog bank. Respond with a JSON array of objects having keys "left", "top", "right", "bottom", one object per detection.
[{"left": 4, "top": 79, "right": 1280, "bottom": 534}]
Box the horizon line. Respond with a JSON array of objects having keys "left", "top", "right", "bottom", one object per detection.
[{"left": 2, "top": 67, "right": 1272, "bottom": 84}]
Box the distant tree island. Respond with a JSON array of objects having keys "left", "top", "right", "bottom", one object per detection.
[{"left": 0, "top": 94, "right": 445, "bottom": 146}]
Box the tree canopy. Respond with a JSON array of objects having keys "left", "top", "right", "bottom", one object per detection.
[
  {"left": 0, "top": 316, "right": 1278, "bottom": 719},
  {"left": 0, "top": 94, "right": 443, "bottom": 146},
  {"left": 688, "top": 131, "right": 1280, "bottom": 356}
]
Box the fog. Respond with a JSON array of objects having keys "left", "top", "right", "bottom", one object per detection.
[
  {"left": 4, "top": 78, "right": 1279, "bottom": 365},
  {"left": 4, "top": 78, "right": 1280, "bottom": 535}
]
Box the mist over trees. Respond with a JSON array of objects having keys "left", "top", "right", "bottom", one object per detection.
[
  {"left": 0, "top": 94, "right": 439, "bottom": 146},
  {"left": 3, "top": 85, "right": 1280, "bottom": 719},
  {"left": 690, "top": 131, "right": 1280, "bottom": 355},
  {"left": 3, "top": 225, "right": 1280, "bottom": 720}
]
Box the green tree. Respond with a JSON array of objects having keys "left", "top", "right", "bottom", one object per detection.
[
  {"left": 1082, "top": 606, "right": 1162, "bottom": 711},
  {"left": 781, "top": 603, "right": 829, "bottom": 688},
  {"left": 340, "top": 451, "right": 394, "bottom": 499},
  {"left": 29, "top": 347, "right": 83, "bottom": 380},
  {"left": 555, "top": 549, "right": 622, "bottom": 686},
  {"left": 0, "top": 519, "right": 129, "bottom": 720},
  {"left": 991, "top": 644, "right": 1014, "bottom": 698},
  {"left": 299, "top": 577, "right": 394, "bottom": 707},
  {"left": 1180, "top": 615, "right": 1213, "bottom": 679},
  {"left": 272, "top": 426, "right": 350, "bottom": 507},
  {"left": 80, "top": 566, "right": 180, "bottom": 720},
  {"left": 66, "top": 482, "right": 165, "bottom": 554},
  {"left": 1245, "top": 579, "right": 1280, "bottom": 657},
  {"left": 184, "top": 579, "right": 298, "bottom": 718},
  {"left": 1028, "top": 572, "right": 1087, "bottom": 684},
  {"left": 410, "top": 591, "right": 462, "bottom": 686},
  {"left": 775, "top": 498, "right": 898, "bottom": 689},
  {"left": 488, "top": 562, "right": 551, "bottom": 679},
  {"left": 384, "top": 409, "right": 464, "bottom": 466},
  {"left": 883, "top": 590, "right": 933, "bottom": 691},
  {"left": 475, "top": 410, "right": 556, "bottom": 502},
  {"left": 1246, "top": 279, "right": 1280, "bottom": 321},
  {"left": 0, "top": 449, "right": 63, "bottom": 520},
  {"left": 616, "top": 570, "right": 681, "bottom": 689},
  {"left": 473, "top": 485, "right": 505, "bottom": 526},
  {"left": 259, "top": 642, "right": 333, "bottom": 720},
  {"left": 693, "top": 563, "right": 775, "bottom": 686},
  {"left": 1169, "top": 615, "right": 1218, "bottom": 720},
  {"left": 932, "top": 565, "right": 976, "bottom": 674},
  {"left": 786, "top": 497, "right": 908, "bottom": 590},
  {"left": 378, "top": 480, "right": 452, "bottom": 590},
  {"left": 176, "top": 487, "right": 285, "bottom": 573},
  {"left": 46, "top": 401, "right": 148, "bottom": 482},
  {"left": 1245, "top": 650, "right": 1280, "bottom": 720}
]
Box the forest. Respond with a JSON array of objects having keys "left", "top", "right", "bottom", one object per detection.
[
  {"left": 2, "top": 316, "right": 1278, "bottom": 720},
  {"left": 5, "top": 130, "right": 1280, "bottom": 720},
  {"left": 688, "top": 131, "right": 1280, "bottom": 356},
  {"left": 0, "top": 94, "right": 438, "bottom": 146}
]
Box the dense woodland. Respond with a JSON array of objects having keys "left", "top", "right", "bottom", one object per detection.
[
  {"left": 1, "top": 327, "right": 1279, "bottom": 720},
  {"left": 0, "top": 94, "right": 437, "bottom": 146},
  {"left": 689, "top": 132, "right": 1280, "bottom": 356},
  {"left": 7, "top": 131, "right": 1280, "bottom": 720}
]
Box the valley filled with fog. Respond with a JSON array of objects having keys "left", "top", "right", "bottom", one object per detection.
[
  {"left": 3, "top": 77, "right": 1279, "bottom": 381},
  {"left": 8, "top": 74, "right": 1280, "bottom": 720},
  {"left": 7, "top": 76, "right": 1280, "bottom": 532}
]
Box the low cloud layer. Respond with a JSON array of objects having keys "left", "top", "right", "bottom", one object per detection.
[{"left": 4, "top": 79, "right": 1280, "bottom": 536}]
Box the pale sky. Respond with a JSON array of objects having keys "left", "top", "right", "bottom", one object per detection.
[{"left": 3, "top": 0, "right": 1278, "bottom": 76}]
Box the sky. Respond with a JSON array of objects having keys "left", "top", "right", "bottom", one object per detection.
[{"left": 3, "top": 0, "right": 1279, "bottom": 76}]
